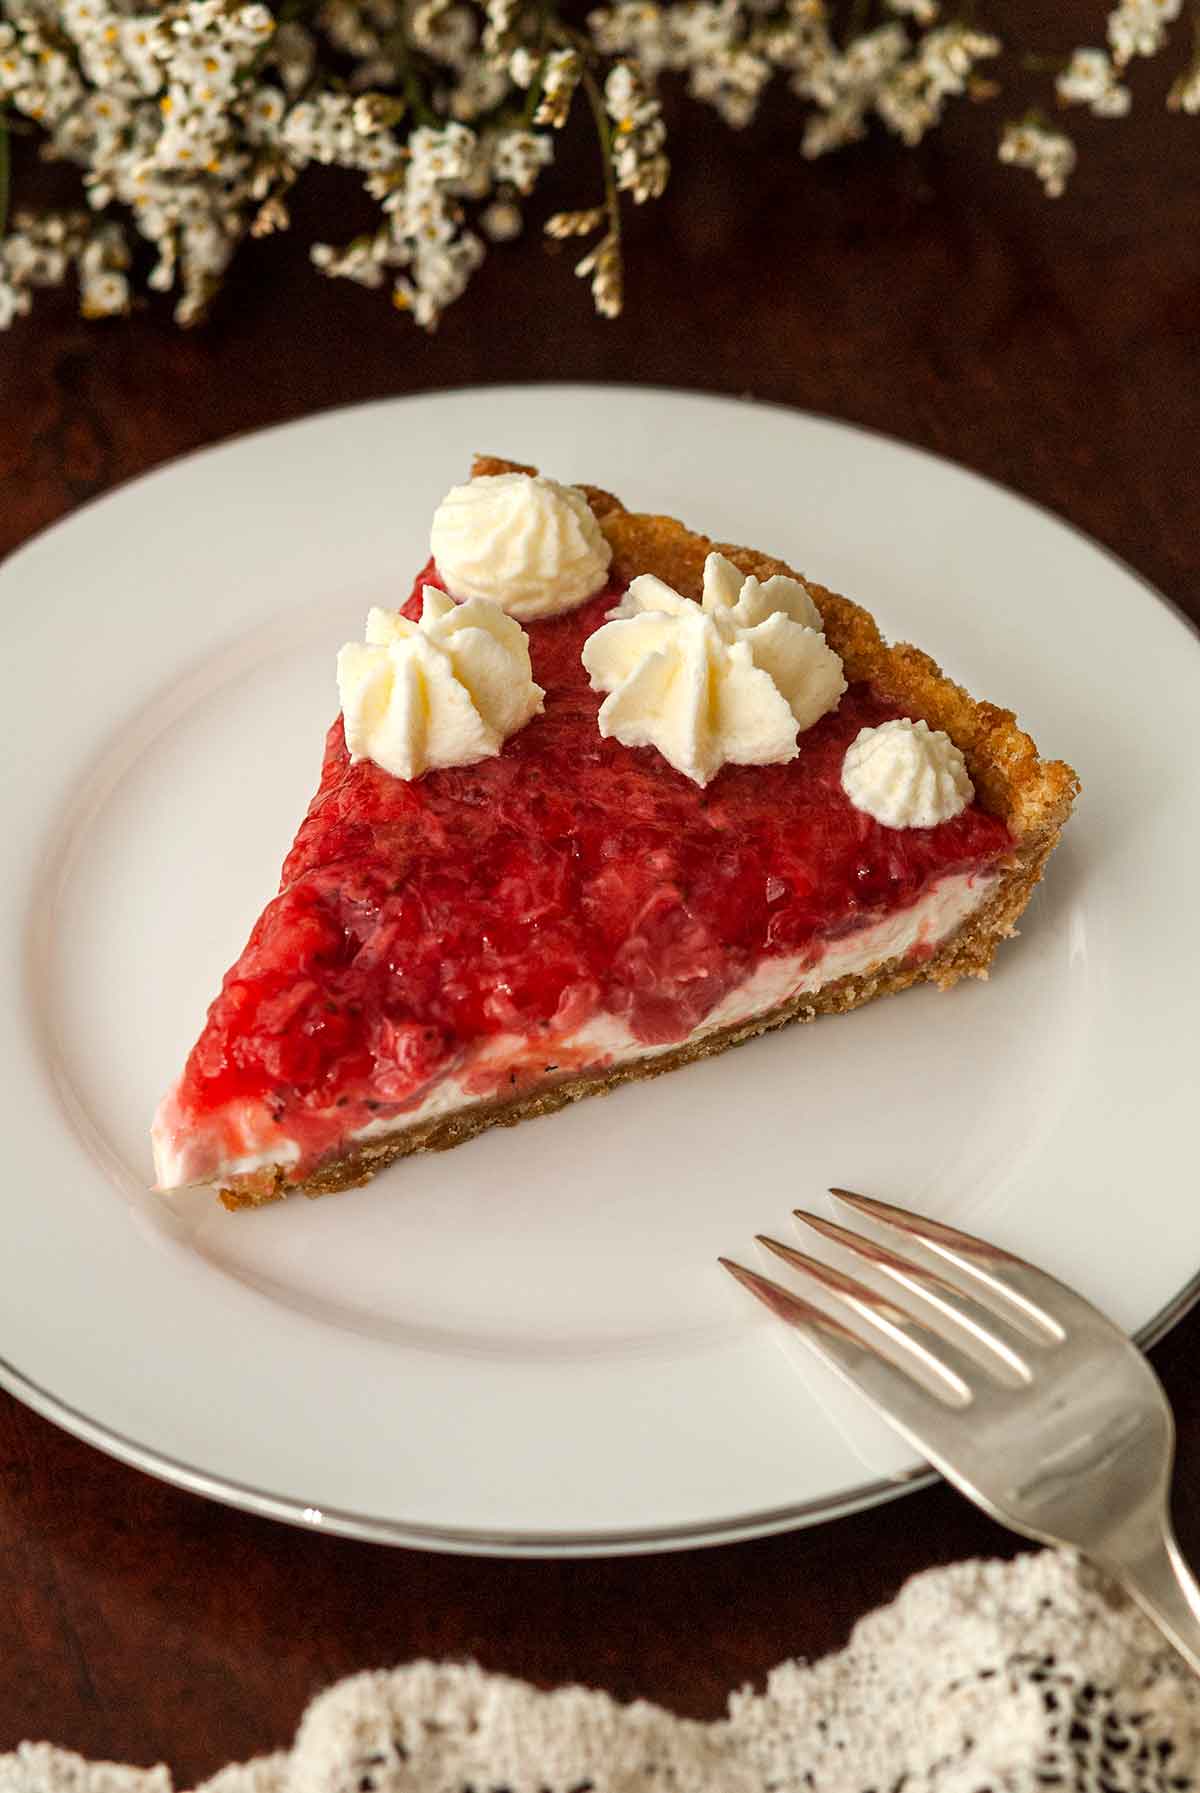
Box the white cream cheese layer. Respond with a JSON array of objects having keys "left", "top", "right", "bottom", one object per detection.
[{"left": 152, "top": 868, "right": 999, "bottom": 1191}]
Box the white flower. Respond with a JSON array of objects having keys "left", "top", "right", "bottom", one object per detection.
[
  {"left": 840, "top": 22, "right": 907, "bottom": 86},
  {"left": 887, "top": 0, "right": 938, "bottom": 20},
  {"left": 1056, "top": 46, "right": 1114, "bottom": 100},
  {"left": 233, "top": 5, "right": 275, "bottom": 45},
  {"left": 312, "top": 233, "right": 388, "bottom": 286},
  {"left": 61, "top": 0, "right": 106, "bottom": 45},
  {"left": 407, "top": 121, "right": 478, "bottom": 189},
  {"left": 603, "top": 61, "right": 669, "bottom": 199},
  {"left": 998, "top": 119, "right": 1076, "bottom": 197},
  {"left": 480, "top": 198, "right": 523, "bottom": 240},
  {"left": 81, "top": 267, "right": 131, "bottom": 316},
  {"left": 4, "top": 232, "right": 68, "bottom": 286},
  {"left": 676, "top": 0, "right": 740, "bottom": 59},
  {"left": 118, "top": 17, "right": 164, "bottom": 94},
  {"left": 12, "top": 74, "right": 83, "bottom": 128},
  {"left": 76, "top": 39, "right": 133, "bottom": 91},
  {"left": 574, "top": 230, "right": 622, "bottom": 317},
  {"left": 243, "top": 84, "right": 285, "bottom": 139},
  {"left": 872, "top": 23, "right": 998, "bottom": 143},
  {"left": 282, "top": 95, "right": 358, "bottom": 164},
  {"left": 83, "top": 89, "right": 132, "bottom": 144},
  {"left": 156, "top": 113, "right": 220, "bottom": 169},
  {"left": 916, "top": 24, "right": 999, "bottom": 101},
  {"left": 589, "top": 2, "right": 677, "bottom": 78},
  {"left": 689, "top": 46, "right": 771, "bottom": 127},
  {"left": 0, "top": 0, "right": 1133, "bottom": 342},
  {"left": 1168, "top": 61, "right": 1200, "bottom": 110},
  {"left": 1056, "top": 47, "right": 1131, "bottom": 116},
  {"left": 874, "top": 64, "right": 935, "bottom": 144},
  {"left": 534, "top": 47, "right": 582, "bottom": 126},
  {"left": 544, "top": 204, "right": 606, "bottom": 238},
  {"left": 0, "top": 277, "right": 34, "bottom": 329},
  {"left": 443, "top": 135, "right": 494, "bottom": 198},
  {"left": 615, "top": 141, "right": 668, "bottom": 201},
  {"left": 171, "top": 41, "right": 237, "bottom": 91},
  {"left": 605, "top": 60, "right": 658, "bottom": 126},
  {"left": 448, "top": 60, "right": 510, "bottom": 120},
  {"left": 543, "top": 46, "right": 582, "bottom": 90},
  {"left": 1107, "top": 0, "right": 1181, "bottom": 65},
  {"left": 148, "top": 245, "right": 178, "bottom": 291},
  {"left": 322, "top": 0, "right": 379, "bottom": 57},
  {"left": 0, "top": 43, "right": 35, "bottom": 94},
  {"left": 802, "top": 95, "right": 867, "bottom": 157},
  {"left": 398, "top": 189, "right": 457, "bottom": 244},
  {"left": 763, "top": 9, "right": 837, "bottom": 89},
  {"left": 411, "top": 0, "right": 475, "bottom": 64},
  {"left": 270, "top": 20, "right": 315, "bottom": 93},
  {"left": 408, "top": 230, "right": 484, "bottom": 327},
  {"left": 491, "top": 128, "right": 553, "bottom": 194},
  {"left": 482, "top": 0, "right": 516, "bottom": 53}
]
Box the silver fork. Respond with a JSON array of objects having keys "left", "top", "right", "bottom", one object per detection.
[{"left": 721, "top": 1188, "right": 1200, "bottom": 1674}]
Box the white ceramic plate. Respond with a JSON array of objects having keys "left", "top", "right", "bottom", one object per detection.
[{"left": 5, "top": 385, "right": 1199, "bottom": 1556}]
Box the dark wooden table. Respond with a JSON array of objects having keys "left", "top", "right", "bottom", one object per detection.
[{"left": 3, "top": 30, "right": 1198, "bottom": 1780}]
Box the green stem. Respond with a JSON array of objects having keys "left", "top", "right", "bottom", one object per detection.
[
  {"left": 402, "top": 63, "right": 437, "bottom": 126},
  {"left": 376, "top": 28, "right": 438, "bottom": 125},
  {"left": 578, "top": 62, "right": 620, "bottom": 253},
  {"left": 520, "top": 63, "right": 547, "bottom": 125},
  {"left": 520, "top": 0, "right": 553, "bottom": 124}
]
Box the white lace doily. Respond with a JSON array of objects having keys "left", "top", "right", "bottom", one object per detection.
[{"left": 5, "top": 1551, "right": 1198, "bottom": 1793}]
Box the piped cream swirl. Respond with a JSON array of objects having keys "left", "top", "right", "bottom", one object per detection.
[
  {"left": 581, "top": 552, "right": 846, "bottom": 788},
  {"left": 430, "top": 474, "right": 612, "bottom": 620},
  {"left": 337, "top": 589, "right": 543, "bottom": 781},
  {"left": 841, "top": 718, "right": 973, "bottom": 828}
]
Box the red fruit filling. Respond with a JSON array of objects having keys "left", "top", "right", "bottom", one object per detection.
[{"left": 170, "top": 561, "right": 1012, "bottom": 1176}]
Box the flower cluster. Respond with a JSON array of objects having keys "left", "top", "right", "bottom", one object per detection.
[
  {"left": 605, "top": 62, "right": 667, "bottom": 201},
  {"left": 1055, "top": 47, "right": 1130, "bottom": 116},
  {"left": 1106, "top": 0, "right": 1181, "bottom": 66},
  {"left": 998, "top": 119, "right": 1077, "bottom": 198},
  {"left": 0, "top": 0, "right": 1196, "bottom": 332}
]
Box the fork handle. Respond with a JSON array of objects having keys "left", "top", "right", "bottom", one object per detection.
[{"left": 1106, "top": 1523, "right": 1200, "bottom": 1677}]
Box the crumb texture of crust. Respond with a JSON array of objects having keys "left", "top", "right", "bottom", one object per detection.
[{"left": 212, "top": 457, "right": 1078, "bottom": 1212}]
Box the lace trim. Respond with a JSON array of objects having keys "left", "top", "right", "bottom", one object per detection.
[{"left": 6, "top": 1553, "right": 1198, "bottom": 1793}]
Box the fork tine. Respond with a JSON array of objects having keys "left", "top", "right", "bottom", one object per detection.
[
  {"left": 719, "top": 1258, "right": 976, "bottom": 1457},
  {"left": 719, "top": 1257, "right": 864, "bottom": 1344},
  {"left": 750, "top": 1236, "right": 978, "bottom": 1407},
  {"left": 830, "top": 1189, "right": 1071, "bottom": 1345},
  {"left": 790, "top": 1211, "right": 1033, "bottom": 1385}
]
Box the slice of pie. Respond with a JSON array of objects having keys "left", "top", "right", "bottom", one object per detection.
[{"left": 153, "top": 457, "right": 1078, "bottom": 1209}]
